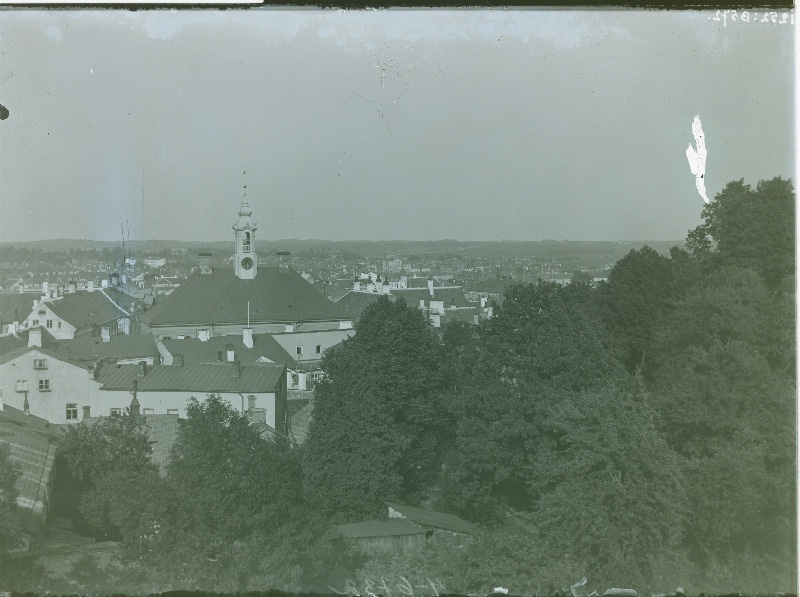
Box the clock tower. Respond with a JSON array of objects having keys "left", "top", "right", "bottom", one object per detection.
[{"left": 233, "top": 176, "right": 257, "bottom": 280}]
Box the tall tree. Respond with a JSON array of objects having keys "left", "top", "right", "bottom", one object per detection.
[
  {"left": 438, "top": 281, "right": 626, "bottom": 520},
  {"left": 303, "top": 297, "right": 447, "bottom": 521},
  {"left": 687, "top": 177, "right": 794, "bottom": 288},
  {"left": 59, "top": 411, "right": 159, "bottom": 538}
]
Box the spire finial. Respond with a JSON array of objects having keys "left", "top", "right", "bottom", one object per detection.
[{"left": 238, "top": 165, "right": 252, "bottom": 217}]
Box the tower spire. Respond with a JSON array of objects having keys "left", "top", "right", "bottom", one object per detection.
[
  {"left": 239, "top": 166, "right": 252, "bottom": 217},
  {"left": 233, "top": 165, "right": 257, "bottom": 279}
]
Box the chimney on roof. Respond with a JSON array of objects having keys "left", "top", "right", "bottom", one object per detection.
[
  {"left": 56, "top": 284, "right": 63, "bottom": 298},
  {"left": 68, "top": 281, "right": 77, "bottom": 294},
  {"left": 28, "top": 328, "right": 42, "bottom": 348},
  {"left": 130, "top": 383, "right": 140, "bottom": 417},
  {"left": 198, "top": 329, "right": 211, "bottom": 342},
  {"left": 138, "top": 361, "right": 147, "bottom": 377},
  {"left": 101, "top": 326, "right": 111, "bottom": 343},
  {"left": 10, "top": 321, "right": 19, "bottom": 337},
  {"left": 428, "top": 278, "right": 435, "bottom": 297},
  {"left": 226, "top": 343, "right": 235, "bottom": 362},
  {"left": 23, "top": 394, "right": 30, "bottom": 415},
  {"left": 42, "top": 281, "right": 50, "bottom": 299},
  {"left": 88, "top": 280, "right": 95, "bottom": 291},
  {"left": 233, "top": 361, "right": 242, "bottom": 377},
  {"left": 83, "top": 405, "right": 91, "bottom": 419},
  {"left": 243, "top": 328, "right": 253, "bottom": 349}
]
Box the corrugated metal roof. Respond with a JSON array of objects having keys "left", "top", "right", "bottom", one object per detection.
[
  {"left": 388, "top": 503, "right": 475, "bottom": 534},
  {"left": 56, "top": 334, "right": 159, "bottom": 362},
  {"left": 142, "top": 267, "right": 351, "bottom": 327},
  {"left": 161, "top": 334, "right": 296, "bottom": 368},
  {"left": 97, "top": 361, "right": 284, "bottom": 393},
  {"left": 327, "top": 519, "right": 426, "bottom": 539},
  {"left": 0, "top": 405, "right": 57, "bottom": 523},
  {"left": 44, "top": 291, "right": 129, "bottom": 329}
]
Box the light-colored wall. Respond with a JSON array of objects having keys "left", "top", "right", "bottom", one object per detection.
[
  {"left": 271, "top": 329, "right": 354, "bottom": 363},
  {"left": 0, "top": 350, "right": 96, "bottom": 423},
  {"left": 20, "top": 301, "right": 76, "bottom": 340},
  {"left": 97, "top": 389, "right": 278, "bottom": 429}
]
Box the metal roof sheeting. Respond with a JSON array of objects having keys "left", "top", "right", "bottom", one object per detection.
[
  {"left": 161, "top": 334, "right": 296, "bottom": 368},
  {"left": 56, "top": 334, "right": 159, "bottom": 362},
  {"left": 327, "top": 519, "right": 427, "bottom": 539},
  {"left": 388, "top": 503, "right": 476, "bottom": 534},
  {"left": 97, "top": 361, "right": 284, "bottom": 393}
]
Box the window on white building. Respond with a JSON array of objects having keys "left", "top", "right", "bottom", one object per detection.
[
  {"left": 32, "top": 319, "right": 39, "bottom": 326},
  {"left": 15, "top": 380, "right": 27, "bottom": 392},
  {"left": 57, "top": 321, "right": 62, "bottom": 329},
  {"left": 46, "top": 319, "right": 53, "bottom": 329},
  {"left": 38, "top": 379, "right": 50, "bottom": 391},
  {"left": 66, "top": 403, "right": 78, "bottom": 420},
  {"left": 296, "top": 346, "right": 303, "bottom": 355},
  {"left": 111, "top": 408, "right": 122, "bottom": 416},
  {"left": 33, "top": 359, "right": 48, "bottom": 369},
  {"left": 167, "top": 409, "right": 179, "bottom": 415},
  {"left": 143, "top": 408, "right": 154, "bottom": 415},
  {"left": 316, "top": 344, "right": 322, "bottom": 354}
]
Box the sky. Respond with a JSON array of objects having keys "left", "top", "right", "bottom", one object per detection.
[{"left": 0, "top": 9, "right": 794, "bottom": 242}]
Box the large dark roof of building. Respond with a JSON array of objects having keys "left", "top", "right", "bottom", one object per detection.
[
  {"left": 387, "top": 503, "right": 475, "bottom": 534},
  {"left": 45, "top": 290, "right": 130, "bottom": 329},
  {"left": 325, "top": 519, "right": 426, "bottom": 540},
  {"left": 161, "top": 334, "right": 296, "bottom": 368},
  {"left": 0, "top": 294, "right": 36, "bottom": 326},
  {"left": 97, "top": 361, "right": 285, "bottom": 393},
  {"left": 335, "top": 291, "right": 396, "bottom": 320},
  {"left": 55, "top": 334, "right": 159, "bottom": 363},
  {"left": 142, "top": 267, "right": 351, "bottom": 327}
]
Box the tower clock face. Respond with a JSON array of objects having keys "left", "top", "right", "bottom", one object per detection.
[{"left": 241, "top": 257, "right": 254, "bottom": 270}]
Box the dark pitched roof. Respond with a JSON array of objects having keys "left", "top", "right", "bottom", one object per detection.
[
  {"left": 391, "top": 287, "right": 470, "bottom": 308},
  {"left": 468, "top": 278, "right": 513, "bottom": 294},
  {"left": 0, "top": 294, "right": 36, "bottom": 326},
  {"left": 142, "top": 267, "right": 351, "bottom": 327},
  {"left": 44, "top": 290, "right": 130, "bottom": 329},
  {"left": 55, "top": 334, "right": 159, "bottom": 363},
  {"left": 325, "top": 519, "right": 426, "bottom": 540},
  {"left": 387, "top": 503, "right": 475, "bottom": 534},
  {"left": 97, "top": 361, "right": 285, "bottom": 393},
  {"left": 161, "top": 334, "right": 296, "bottom": 368},
  {"left": 0, "top": 326, "right": 60, "bottom": 357},
  {"left": 335, "top": 291, "right": 396, "bottom": 320}
]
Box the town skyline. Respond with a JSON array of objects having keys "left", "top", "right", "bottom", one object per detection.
[{"left": 0, "top": 9, "right": 793, "bottom": 243}]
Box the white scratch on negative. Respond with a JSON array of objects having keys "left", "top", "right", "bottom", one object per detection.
[{"left": 685, "top": 114, "right": 709, "bottom": 204}]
